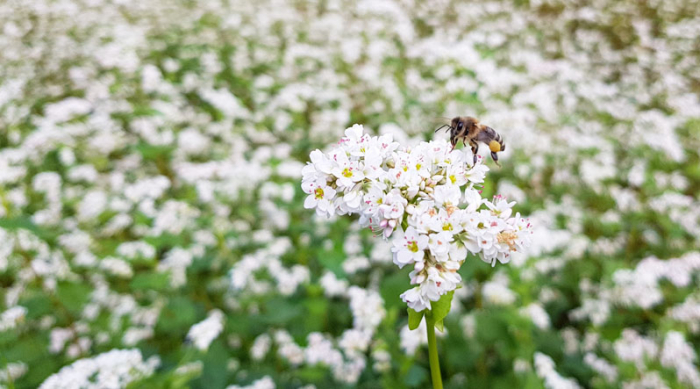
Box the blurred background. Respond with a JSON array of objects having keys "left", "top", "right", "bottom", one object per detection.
[{"left": 1, "top": 0, "right": 700, "bottom": 388}]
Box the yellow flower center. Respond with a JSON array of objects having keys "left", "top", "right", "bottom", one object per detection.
[
  {"left": 342, "top": 168, "right": 353, "bottom": 178},
  {"left": 442, "top": 223, "right": 453, "bottom": 231},
  {"left": 314, "top": 187, "right": 324, "bottom": 199},
  {"left": 449, "top": 174, "right": 456, "bottom": 184},
  {"left": 376, "top": 198, "right": 383, "bottom": 204},
  {"left": 407, "top": 241, "right": 419, "bottom": 253},
  {"left": 497, "top": 231, "right": 519, "bottom": 251}
]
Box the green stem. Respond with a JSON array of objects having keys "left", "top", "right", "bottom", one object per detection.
[{"left": 426, "top": 313, "right": 444, "bottom": 389}]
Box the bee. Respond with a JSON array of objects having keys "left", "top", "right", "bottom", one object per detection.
[{"left": 434, "top": 116, "right": 506, "bottom": 166}]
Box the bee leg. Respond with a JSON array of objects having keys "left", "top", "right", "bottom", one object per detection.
[
  {"left": 471, "top": 141, "right": 479, "bottom": 165},
  {"left": 491, "top": 151, "right": 501, "bottom": 167}
]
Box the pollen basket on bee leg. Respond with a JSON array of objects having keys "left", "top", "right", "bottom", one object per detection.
[{"left": 489, "top": 140, "right": 501, "bottom": 152}]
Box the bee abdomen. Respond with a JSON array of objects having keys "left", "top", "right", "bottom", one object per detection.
[
  {"left": 487, "top": 131, "right": 505, "bottom": 153},
  {"left": 497, "top": 132, "right": 505, "bottom": 152}
]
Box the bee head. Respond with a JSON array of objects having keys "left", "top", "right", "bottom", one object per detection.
[
  {"left": 451, "top": 117, "right": 463, "bottom": 132},
  {"left": 451, "top": 116, "right": 478, "bottom": 133}
]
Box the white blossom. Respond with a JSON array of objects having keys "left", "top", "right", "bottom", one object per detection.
[
  {"left": 186, "top": 310, "right": 225, "bottom": 351},
  {"left": 39, "top": 349, "right": 159, "bottom": 389},
  {"left": 302, "top": 125, "right": 532, "bottom": 311}
]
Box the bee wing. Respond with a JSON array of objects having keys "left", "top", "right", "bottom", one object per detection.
[
  {"left": 475, "top": 125, "right": 497, "bottom": 143},
  {"left": 476, "top": 125, "right": 505, "bottom": 153}
]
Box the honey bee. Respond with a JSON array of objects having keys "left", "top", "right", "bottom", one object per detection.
[{"left": 434, "top": 116, "right": 506, "bottom": 166}]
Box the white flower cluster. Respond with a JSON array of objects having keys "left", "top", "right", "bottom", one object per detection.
[
  {"left": 38, "top": 349, "right": 159, "bottom": 389},
  {"left": 533, "top": 352, "right": 582, "bottom": 389},
  {"left": 227, "top": 376, "right": 276, "bottom": 389},
  {"left": 253, "top": 286, "right": 386, "bottom": 385},
  {"left": 0, "top": 306, "right": 27, "bottom": 331},
  {"left": 303, "top": 125, "right": 532, "bottom": 311},
  {"left": 186, "top": 310, "right": 225, "bottom": 351}
]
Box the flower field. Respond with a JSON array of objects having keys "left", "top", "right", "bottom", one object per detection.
[{"left": 1, "top": 0, "right": 700, "bottom": 388}]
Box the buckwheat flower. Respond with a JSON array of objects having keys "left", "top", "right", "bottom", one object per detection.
[
  {"left": 342, "top": 187, "right": 364, "bottom": 212},
  {"left": 534, "top": 352, "right": 581, "bottom": 389},
  {"left": 487, "top": 195, "right": 516, "bottom": 219},
  {"left": 302, "top": 125, "right": 532, "bottom": 311},
  {"left": 613, "top": 329, "right": 658, "bottom": 369},
  {"left": 0, "top": 306, "right": 27, "bottom": 332},
  {"left": 227, "top": 376, "right": 276, "bottom": 389},
  {"left": 320, "top": 271, "right": 349, "bottom": 297},
  {"left": 520, "top": 303, "right": 551, "bottom": 329},
  {"left": 392, "top": 227, "right": 429, "bottom": 268},
  {"left": 39, "top": 349, "right": 159, "bottom": 389},
  {"left": 464, "top": 159, "right": 488, "bottom": 183},
  {"left": 400, "top": 287, "right": 430, "bottom": 312},
  {"left": 377, "top": 189, "right": 407, "bottom": 237},
  {"left": 187, "top": 310, "right": 225, "bottom": 351},
  {"left": 433, "top": 184, "right": 461, "bottom": 208},
  {"left": 332, "top": 153, "right": 365, "bottom": 189},
  {"left": 372, "top": 349, "right": 391, "bottom": 373},
  {"left": 302, "top": 180, "right": 337, "bottom": 217},
  {"left": 339, "top": 329, "right": 372, "bottom": 355},
  {"left": 584, "top": 353, "right": 618, "bottom": 383},
  {"left": 428, "top": 209, "right": 464, "bottom": 235},
  {"left": 427, "top": 231, "right": 453, "bottom": 259},
  {"left": 482, "top": 278, "right": 517, "bottom": 305},
  {"left": 660, "top": 331, "right": 700, "bottom": 387},
  {"left": 308, "top": 149, "right": 333, "bottom": 175},
  {"left": 250, "top": 334, "right": 272, "bottom": 361},
  {"left": 0, "top": 362, "right": 27, "bottom": 384}
]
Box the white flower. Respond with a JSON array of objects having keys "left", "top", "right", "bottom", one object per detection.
[
  {"left": 427, "top": 231, "right": 453, "bottom": 259},
  {"left": 302, "top": 180, "right": 337, "bottom": 217},
  {"left": 186, "top": 310, "right": 225, "bottom": 351},
  {"left": 400, "top": 287, "right": 431, "bottom": 312},
  {"left": 392, "top": 227, "right": 428, "bottom": 268},
  {"left": 344, "top": 124, "right": 367, "bottom": 144},
  {"left": 302, "top": 125, "right": 532, "bottom": 310},
  {"left": 39, "top": 349, "right": 159, "bottom": 389},
  {"left": 309, "top": 149, "right": 333, "bottom": 175},
  {"left": 433, "top": 184, "right": 461, "bottom": 207},
  {"left": 331, "top": 153, "right": 365, "bottom": 189},
  {"left": 486, "top": 195, "right": 516, "bottom": 219}
]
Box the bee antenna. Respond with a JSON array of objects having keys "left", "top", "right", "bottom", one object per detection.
[{"left": 434, "top": 124, "right": 450, "bottom": 133}]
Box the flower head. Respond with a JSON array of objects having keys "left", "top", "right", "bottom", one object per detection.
[{"left": 302, "top": 125, "right": 532, "bottom": 311}]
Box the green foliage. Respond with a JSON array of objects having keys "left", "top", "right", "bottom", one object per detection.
[
  {"left": 2, "top": 0, "right": 700, "bottom": 388},
  {"left": 430, "top": 291, "right": 455, "bottom": 333},
  {"left": 408, "top": 308, "right": 424, "bottom": 331}
]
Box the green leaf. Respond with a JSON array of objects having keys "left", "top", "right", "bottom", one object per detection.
[
  {"left": 56, "top": 281, "right": 91, "bottom": 315},
  {"left": 157, "top": 296, "right": 197, "bottom": 334},
  {"left": 430, "top": 290, "right": 454, "bottom": 325},
  {"left": 130, "top": 271, "right": 171, "bottom": 291},
  {"left": 408, "top": 307, "right": 424, "bottom": 330},
  {"left": 192, "top": 339, "right": 229, "bottom": 389},
  {"left": 261, "top": 298, "right": 302, "bottom": 325},
  {"left": 404, "top": 364, "right": 428, "bottom": 387},
  {"left": 380, "top": 267, "right": 411, "bottom": 310},
  {"left": 435, "top": 318, "right": 445, "bottom": 333},
  {"left": 135, "top": 142, "right": 175, "bottom": 161}
]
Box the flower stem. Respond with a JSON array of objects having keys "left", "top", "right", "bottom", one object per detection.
[{"left": 425, "top": 313, "right": 443, "bottom": 389}]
